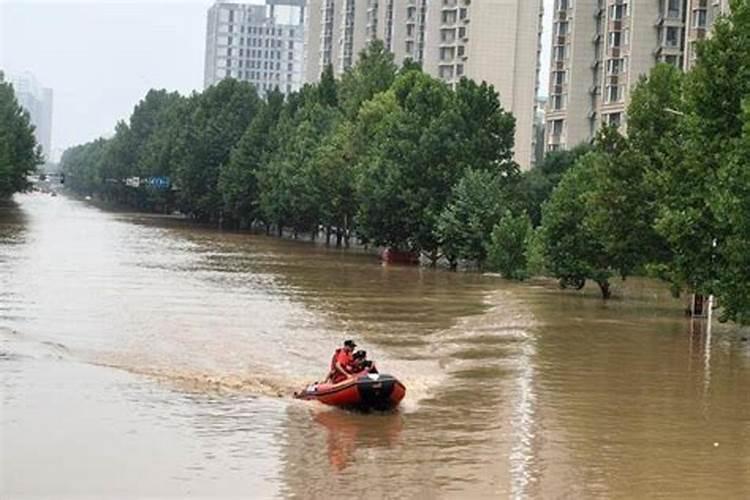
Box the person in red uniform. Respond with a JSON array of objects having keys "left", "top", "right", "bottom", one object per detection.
[{"left": 326, "top": 339, "right": 357, "bottom": 383}]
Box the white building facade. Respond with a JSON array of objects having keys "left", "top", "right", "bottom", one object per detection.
[
  {"left": 9, "top": 71, "right": 53, "bottom": 160},
  {"left": 544, "top": 0, "right": 733, "bottom": 153},
  {"left": 204, "top": 0, "right": 306, "bottom": 95},
  {"left": 304, "top": 0, "right": 543, "bottom": 170}
]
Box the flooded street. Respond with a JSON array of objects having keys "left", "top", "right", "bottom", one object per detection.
[{"left": 1, "top": 193, "right": 749, "bottom": 499}]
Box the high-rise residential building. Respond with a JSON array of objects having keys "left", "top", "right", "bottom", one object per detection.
[
  {"left": 204, "top": 0, "right": 306, "bottom": 95},
  {"left": 9, "top": 72, "right": 53, "bottom": 160},
  {"left": 544, "top": 0, "right": 733, "bottom": 153},
  {"left": 684, "top": 0, "right": 731, "bottom": 69},
  {"left": 304, "top": 0, "right": 543, "bottom": 170}
]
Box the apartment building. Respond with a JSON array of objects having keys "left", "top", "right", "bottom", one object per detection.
[
  {"left": 304, "top": 0, "right": 427, "bottom": 82},
  {"left": 204, "top": 0, "right": 306, "bottom": 95},
  {"left": 9, "top": 71, "right": 53, "bottom": 159},
  {"left": 545, "top": 0, "right": 733, "bottom": 153},
  {"left": 546, "top": 0, "right": 691, "bottom": 151},
  {"left": 684, "top": 0, "right": 731, "bottom": 69},
  {"left": 304, "top": 0, "right": 543, "bottom": 170}
]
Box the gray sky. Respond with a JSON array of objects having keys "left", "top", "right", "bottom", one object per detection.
[{"left": 1, "top": 0, "right": 553, "bottom": 158}]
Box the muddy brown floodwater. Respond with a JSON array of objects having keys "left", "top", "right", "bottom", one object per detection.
[{"left": 1, "top": 193, "right": 749, "bottom": 499}]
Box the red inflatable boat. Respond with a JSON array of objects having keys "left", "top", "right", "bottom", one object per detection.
[{"left": 295, "top": 372, "right": 406, "bottom": 411}]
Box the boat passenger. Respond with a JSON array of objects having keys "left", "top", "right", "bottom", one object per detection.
[
  {"left": 351, "top": 350, "right": 378, "bottom": 374},
  {"left": 326, "top": 339, "right": 357, "bottom": 383}
]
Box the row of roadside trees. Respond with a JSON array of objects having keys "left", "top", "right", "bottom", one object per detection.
[
  {"left": 62, "top": 42, "right": 522, "bottom": 258},
  {"left": 61, "top": 2, "right": 750, "bottom": 324}
]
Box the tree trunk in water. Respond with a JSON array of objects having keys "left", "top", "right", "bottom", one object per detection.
[
  {"left": 326, "top": 226, "right": 332, "bottom": 246},
  {"left": 343, "top": 216, "right": 350, "bottom": 248},
  {"left": 277, "top": 225, "right": 283, "bottom": 237},
  {"left": 428, "top": 250, "right": 438, "bottom": 267},
  {"left": 449, "top": 259, "right": 458, "bottom": 272},
  {"left": 597, "top": 280, "right": 612, "bottom": 300},
  {"left": 336, "top": 229, "right": 343, "bottom": 248}
]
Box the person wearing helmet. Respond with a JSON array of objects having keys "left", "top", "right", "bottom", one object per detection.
[{"left": 326, "top": 339, "right": 357, "bottom": 383}]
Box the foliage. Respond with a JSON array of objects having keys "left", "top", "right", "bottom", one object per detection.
[
  {"left": 338, "top": 40, "right": 397, "bottom": 118},
  {"left": 585, "top": 127, "right": 669, "bottom": 279},
  {"left": 219, "top": 89, "right": 284, "bottom": 225},
  {"left": 517, "top": 143, "right": 592, "bottom": 226},
  {"left": 651, "top": 1, "right": 750, "bottom": 321},
  {"left": 435, "top": 169, "right": 510, "bottom": 268},
  {"left": 712, "top": 101, "right": 750, "bottom": 323},
  {"left": 540, "top": 153, "right": 613, "bottom": 298},
  {"left": 172, "top": 79, "right": 260, "bottom": 220},
  {"left": 525, "top": 226, "right": 547, "bottom": 277},
  {"left": 0, "top": 80, "right": 42, "bottom": 198},
  {"left": 486, "top": 210, "right": 532, "bottom": 280}
]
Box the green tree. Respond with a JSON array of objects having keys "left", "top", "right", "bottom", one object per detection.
[
  {"left": 60, "top": 138, "right": 108, "bottom": 195},
  {"left": 655, "top": 2, "right": 750, "bottom": 303},
  {"left": 448, "top": 78, "right": 516, "bottom": 173},
  {"left": 317, "top": 64, "right": 338, "bottom": 108},
  {"left": 541, "top": 153, "right": 613, "bottom": 298},
  {"left": 310, "top": 121, "right": 357, "bottom": 246},
  {"left": 219, "top": 89, "right": 284, "bottom": 226},
  {"left": 585, "top": 127, "right": 669, "bottom": 280},
  {"left": 435, "top": 169, "right": 509, "bottom": 269},
  {"left": 172, "top": 79, "right": 260, "bottom": 221},
  {"left": 353, "top": 72, "right": 453, "bottom": 255},
  {"left": 258, "top": 91, "right": 340, "bottom": 236},
  {"left": 712, "top": 101, "right": 750, "bottom": 323},
  {"left": 517, "top": 143, "right": 592, "bottom": 226},
  {"left": 338, "top": 40, "right": 398, "bottom": 118},
  {"left": 486, "top": 210, "right": 532, "bottom": 280},
  {"left": 0, "top": 80, "right": 42, "bottom": 198}
]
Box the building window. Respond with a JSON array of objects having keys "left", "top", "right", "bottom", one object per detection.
[
  {"left": 609, "top": 3, "right": 627, "bottom": 20},
  {"left": 552, "top": 94, "right": 564, "bottom": 110},
  {"left": 441, "top": 11, "right": 457, "bottom": 24},
  {"left": 693, "top": 9, "right": 707, "bottom": 28},
  {"left": 667, "top": 0, "right": 681, "bottom": 18},
  {"left": 551, "top": 119, "right": 564, "bottom": 136},
  {"left": 665, "top": 27, "right": 680, "bottom": 47},
  {"left": 606, "top": 58, "right": 624, "bottom": 74},
  {"left": 439, "top": 65, "right": 455, "bottom": 79},
  {"left": 440, "top": 47, "right": 455, "bottom": 61},
  {"left": 607, "top": 113, "right": 622, "bottom": 128},
  {"left": 606, "top": 85, "right": 621, "bottom": 103},
  {"left": 608, "top": 32, "right": 621, "bottom": 48}
]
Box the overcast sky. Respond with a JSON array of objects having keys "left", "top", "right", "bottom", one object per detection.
[{"left": 1, "top": 0, "right": 553, "bottom": 159}]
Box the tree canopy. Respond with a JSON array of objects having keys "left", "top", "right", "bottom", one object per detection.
[{"left": 0, "top": 80, "right": 42, "bottom": 198}]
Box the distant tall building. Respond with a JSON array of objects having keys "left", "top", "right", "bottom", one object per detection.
[
  {"left": 304, "top": 0, "right": 543, "bottom": 170},
  {"left": 9, "top": 72, "right": 53, "bottom": 160},
  {"left": 204, "top": 0, "right": 306, "bottom": 95},
  {"left": 684, "top": 0, "right": 731, "bottom": 69},
  {"left": 544, "top": 0, "right": 732, "bottom": 153}
]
